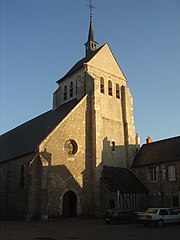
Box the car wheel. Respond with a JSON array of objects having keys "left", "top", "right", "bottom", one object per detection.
[{"left": 158, "top": 219, "right": 164, "bottom": 227}]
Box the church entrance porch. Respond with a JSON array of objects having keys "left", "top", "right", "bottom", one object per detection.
[{"left": 63, "top": 191, "right": 77, "bottom": 217}]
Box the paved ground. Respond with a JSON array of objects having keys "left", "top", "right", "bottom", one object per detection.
[{"left": 0, "top": 219, "right": 180, "bottom": 240}]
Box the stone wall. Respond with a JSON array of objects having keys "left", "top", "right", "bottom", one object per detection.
[
  {"left": 53, "top": 68, "right": 85, "bottom": 110},
  {"left": 0, "top": 153, "right": 36, "bottom": 220},
  {"left": 84, "top": 44, "right": 137, "bottom": 216},
  {"left": 133, "top": 160, "right": 180, "bottom": 208},
  {"left": 39, "top": 96, "right": 95, "bottom": 218}
]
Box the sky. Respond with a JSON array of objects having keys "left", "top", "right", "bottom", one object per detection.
[{"left": 0, "top": 0, "right": 180, "bottom": 145}]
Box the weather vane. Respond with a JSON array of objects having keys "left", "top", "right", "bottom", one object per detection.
[{"left": 87, "top": 0, "right": 95, "bottom": 22}]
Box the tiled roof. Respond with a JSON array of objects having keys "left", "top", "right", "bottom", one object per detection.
[
  {"left": 133, "top": 136, "right": 180, "bottom": 167},
  {"left": 0, "top": 99, "right": 78, "bottom": 163},
  {"left": 102, "top": 166, "right": 147, "bottom": 193}
]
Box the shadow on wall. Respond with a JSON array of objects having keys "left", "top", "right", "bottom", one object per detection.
[
  {"left": 99, "top": 138, "right": 148, "bottom": 213},
  {"left": 28, "top": 148, "right": 83, "bottom": 220},
  {"left": 101, "top": 137, "right": 137, "bottom": 168},
  {"left": 0, "top": 136, "right": 139, "bottom": 220}
]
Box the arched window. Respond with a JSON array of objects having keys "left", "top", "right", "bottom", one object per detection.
[
  {"left": 70, "top": 81, "right": 73, "bottom": 98},
  {"left": 76, "top": 79, "right": 78, "bottom": 95},
  {"left": 116, "top": 83, "right": 120, "bottom": 99},
  {"left": 100, "top": 77, "right": 104, "bottom": 93},
  {"left": 20, "top": 164, "right": 25, "bottom": 188},
  {"left": 108, "top": 80, "right": 112, "bottom": 96},
  {"left": 64, "top": 85, "right": 67, "bottom": 100}
]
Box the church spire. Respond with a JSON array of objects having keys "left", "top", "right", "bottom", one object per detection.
[{"left": 85, "top": 0, "right": 97, "bottom": 56}]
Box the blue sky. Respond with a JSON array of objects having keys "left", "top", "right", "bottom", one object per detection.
[{"left": 0, "top": 0, "right": 180, "bottom": 144}]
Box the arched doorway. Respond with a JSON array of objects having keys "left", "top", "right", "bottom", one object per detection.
[{"left": 63, "top": 191, "right": 77, "bottom": 217}]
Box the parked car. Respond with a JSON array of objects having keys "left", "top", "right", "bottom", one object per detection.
[
  {"left": 137, "top": 208, "right": 180, "bottom": 227},
  {"left": 105, "top": 208, "right": 137, "bottom": 224}
]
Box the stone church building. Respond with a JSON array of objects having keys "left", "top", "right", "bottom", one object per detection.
[{"left": 0, "top": 17, "right": 147, "bottom": 220}]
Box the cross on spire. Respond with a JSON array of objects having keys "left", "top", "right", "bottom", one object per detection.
[
  {"left": 87, "top": 0, "right": 95, "bottom": 22},
  {"left": 85, "top": 0, "right": 97, "bottom": 56}
]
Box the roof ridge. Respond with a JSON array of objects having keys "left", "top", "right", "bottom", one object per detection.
[
  {"left": 141, "top": 135, "right": 180, "bottom": 147},
  {"left": 0, "top": 99, "right": 78, "bottom": 163},
  {"left": 57, "top": 44, "right": 105, "bottom": 83},
  {"left": 0, "top": 109, "right": 52, "bottom": 137}
]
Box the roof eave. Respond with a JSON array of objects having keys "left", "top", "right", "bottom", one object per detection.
[
  {"left": 56, "top": 65, "right": 85, "bottom": 84},
  {"left": 0, "top": 149, "right": 38, "bottom": 164}
]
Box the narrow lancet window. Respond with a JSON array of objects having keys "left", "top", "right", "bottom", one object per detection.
[
  {"left": 108, "top": 80, "right": 112, "bottom": 96},
  {"left": 100, "top": 77, "right": 104, "bottom": 93},
  {"left": 76, "top": 79, "right": 78, "bottom": 95},
  {"left": 116, "top": 83, "right": 120, "bottom": 99},
  {"left": 64, "top": 85, "right": 67, "bottom": 100},
  {"left": 70, "top": 82, "right": 73, "bottom": 98}
]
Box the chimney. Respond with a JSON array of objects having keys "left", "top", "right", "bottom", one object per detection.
[
  {"left": 146, "top": 136, "right": 153, "bottom": 144},
  {"left": 135, "top": 133, "right": 140, "bottom": 151}
]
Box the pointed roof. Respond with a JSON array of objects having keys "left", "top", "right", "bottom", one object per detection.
[
  {"left": 88, "top": 20, "right": 95, "bottom": 42},
  {"left": 86, "top": 0, "right": 96, "bottom": 44},
  {"left": 0, "top": 99, "right": 79, "bottom": 163},
  {"left": 57, "top": 45, "right": 104, "bottom": 83},
  {"left": 85, "top": 3, "right": 98, "bottom": 57},
  {"left": 57, "top": 43, "right": 126, "bottom": 83},
  {"left": 86, "top": 19, "right": 97, "bottom": 44}
]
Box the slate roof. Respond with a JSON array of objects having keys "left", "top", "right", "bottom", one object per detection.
[
  {"left": 133, "top": 136, "right": 180, "bottom": 168},
  {"left": 57, "top": 45, "right": 104, "bottom": 83},
  {"left": 87, "top": 20, "right": 95, "bottom": 42},
  {"left": 102, "top": 166, "right": 147, "bottom": 193},
  {"left": 0, "top": 99, "right": 78, "bottom": 163}
]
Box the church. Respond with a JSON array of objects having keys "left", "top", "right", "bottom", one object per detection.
[{"left": 0, "top": 10, "right": 147, "bottom": 220}]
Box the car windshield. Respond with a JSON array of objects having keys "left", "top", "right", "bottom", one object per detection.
[{"left": 146, "top": 208, "right": 158, "bottom": 214}]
